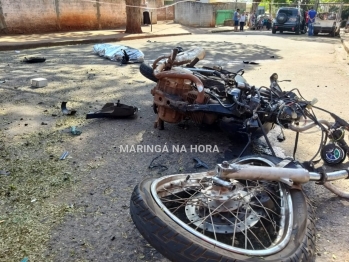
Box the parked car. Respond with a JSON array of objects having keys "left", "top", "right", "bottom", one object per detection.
[
  {"left": 272, "top": 7, "right": 307, "bottom": 34},
  {"left": 313, "top": 12, "right": 340, "bottom": 37}
]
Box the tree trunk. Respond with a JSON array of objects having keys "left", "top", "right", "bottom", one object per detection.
[
  {"left": 250, "top": 0, "right": 261, "bottom": 15},
  {"left": 125, "top": 0, "right": 143, "bottom": 33},
  {"left": 249, "top": 0, "right": 261, "bottom": 26}
]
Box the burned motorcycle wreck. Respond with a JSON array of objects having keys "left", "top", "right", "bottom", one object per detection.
[
  {"left": 140, "top": 47, "right": 349, "bottom": 165},
  {"left": 130, "top": 47, "right": 349, "bottom": 262}
]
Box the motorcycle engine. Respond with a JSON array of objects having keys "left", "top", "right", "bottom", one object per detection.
[{"left": 151, "top": 75, "right": 217, "bottom": 125}]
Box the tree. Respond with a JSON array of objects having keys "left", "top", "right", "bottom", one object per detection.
[
  {"left": 250, "top": 0, "right": 262, "bottom": 17},
  {"left": 125, "top": 0, "right": 143, "bottom": 33}
]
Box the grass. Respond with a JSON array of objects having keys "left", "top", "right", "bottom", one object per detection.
[{"left": 0, "top": 129, "right": 79, "bottom": 261}]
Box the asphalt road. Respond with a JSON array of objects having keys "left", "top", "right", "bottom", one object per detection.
[{"left": 1, "top": 30, "right": 349, "bottom": 261}]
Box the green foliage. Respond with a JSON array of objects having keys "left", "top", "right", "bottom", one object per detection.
[
  {"left": 342, "top": 6, "right": 349, "bottom": 20},
  {"left": 329, "top": 5, "right": 340, "bottom": 12}
]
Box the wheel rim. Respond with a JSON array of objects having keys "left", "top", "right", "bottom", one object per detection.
[{"left": 150, "top": 157, "right": 294, "bottom": 256}]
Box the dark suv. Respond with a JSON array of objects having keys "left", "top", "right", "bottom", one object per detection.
[{"left": 272, "top": 7, "right": 306, "bottom": 34}]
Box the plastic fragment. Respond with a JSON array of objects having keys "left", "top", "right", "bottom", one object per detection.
[
  {"left": 0, "top": 170, "right": 10, "bottom": 176},
  {"left": 60, "top": 151, "right": 69, "bottom": 160},
  {"left": 71, "top": 126, "right": 82, "bottom": 135}
]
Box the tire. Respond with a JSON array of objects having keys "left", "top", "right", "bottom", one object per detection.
[
  {"left": 280, "top": 30, "right": 283, "bottom": 34},
  {"left": 295, "top": 26, "right": 300, "bottom": 35},
  {"left": 276, "top": 13, "right": 288, "bottom": 24},
  {"left": 139, "top": 62, "right": 158, "bottom": 82},
  {"left": 130, "top": 155, "right": 316, "bottom": 262},
  {"left": 272, "top": 28, "right": 276, "bottom": 34}
]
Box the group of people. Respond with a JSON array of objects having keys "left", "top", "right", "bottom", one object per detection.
[
  {"left": 232, "top": 7, "right": 318, "bottom": 36},
  {"left": 233, "top": 9, "right": 247, "bottom": 32},
  {"left": 232, "top": 9, "right": 270, "bottom": 32}
]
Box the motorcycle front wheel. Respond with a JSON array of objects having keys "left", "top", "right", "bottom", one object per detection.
[{"left": 130, "top": 156, "right": 316, "bottom": 262}]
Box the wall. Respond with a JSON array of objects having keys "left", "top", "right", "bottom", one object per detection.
[
  {"left": 0, "top": 0, "right": 163, "bottom": 33},
  {"left": 0, "top": 0, "right": 127, "bottom": 33},
  {"left": 157, "top": 5, "right": 174, "bottom": 21},
  {"left": 174, "top": 2, "right": 246, "bottom": 27}
]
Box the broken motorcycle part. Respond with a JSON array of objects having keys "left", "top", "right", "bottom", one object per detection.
[
  {"left": 61, "top": 102, "right": 77, "bottom": 115},
  {"left": 193, "top": 157, "right": 209, "bottom": 169},
  {"left": 321, "top": 143, "right": 346, "bottom": 165},
  {"left": 243, "top": 61, "right": 259, "bottom": 65},
  {"left": 22, "top": 57, "right": 46, "bottom": 63},
  {"left": 70, "top": 126, "right": 82, "bottom": 136},
  {"left": 130, "top": 155, "right": 316, "bottom": 262},
  {"left": 131, "top": 153, "right": 349, "bottom": 262},
  {"left": 59, "top": 151, "right": 69, "bottom": 160},
  {"left": 148, "top": 155, "right": 168, "bottom": 173},
  {"left": 86, "top": 100, "right": 138, "bottom": 119},
  {"left": 140, "top": 46, "right": 349, "bottom": 166}
]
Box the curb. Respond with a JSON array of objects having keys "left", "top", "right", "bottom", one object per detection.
[
  {"left": 341, "top": 38, "right": 349, "bottom": 54},
  {"left": 211, "top": 29, "right": 235, "bottom": 33},
  {"left": 0, "top": 32, "right": 192, "bottom": 51}
]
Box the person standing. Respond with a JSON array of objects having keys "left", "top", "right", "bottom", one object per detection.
[
  {"left": 250, "top": 12, "right": 256, "bottom": 29},
  {"left": 307, "top": 7, "right": 317, "bottom": 36},
  {"left": 233, "top": 8, "right": 240, "bottom": 32},
  {"left": 239, "top": 12, "right": 246, "bottom": 31},
  {"left": 305, "top": 10, "right": 309, "bottom": 27}
]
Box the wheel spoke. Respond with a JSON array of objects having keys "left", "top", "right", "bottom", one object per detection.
[{"left": 152, "top": 161, "right": 293, "bottom": 255}]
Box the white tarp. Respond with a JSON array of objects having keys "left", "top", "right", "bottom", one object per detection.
[{"left": 93, "top": 44, "right": 145, "bottom": 63}]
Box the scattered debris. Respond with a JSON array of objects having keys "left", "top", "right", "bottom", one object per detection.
[
  {"left": 70, "top": 126, "right": 82, "bottom": 136},
  {"left": 0, "top": 80, "right": 5, "bottom": 84},
  {"left": 270, "top": 55, "right": 275, "bottom": 58},
  {"left": 31, "top": 78, "right": 48, "bottom": 88},
  {"left": 20, "top": 258, "right": 28, "bottom": 262},
  {"left": 61, "top": 102, "right": 77, "bottom": 115},
  {"left": 15, "top": 50, "right": 20, "bottom": 53},
  {"left": 193, "top": 157, "right": 209, "bottom": 169},
  {"left": 243, "top": 61, "right": 259, "bottom": 65},
  {"left": 23, "top": 57, "right": 46, "bottom": 63},
  {"left": 0, "top": 170, "right": 10, "bottom": 176},
  {"left": 148, "top": 155, "right": 168, "bottom": 173},
  {"left": 59, "top": 151, "right": 69, "bottom": 160},
  {"left": 86, "top": 100, "right": 138, "bottom": 119}
]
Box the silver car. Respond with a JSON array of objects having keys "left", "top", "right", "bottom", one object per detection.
[{"left": 313, "top": 12, "right": 340, "bottom": 36}]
